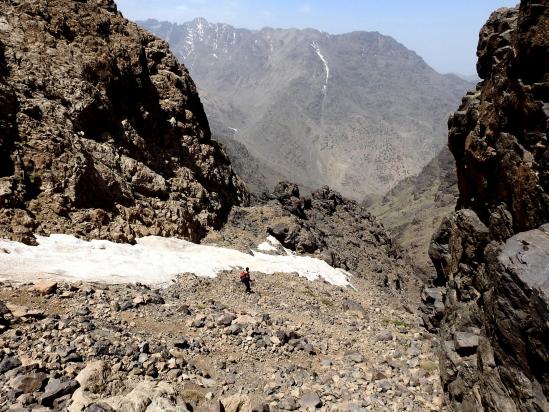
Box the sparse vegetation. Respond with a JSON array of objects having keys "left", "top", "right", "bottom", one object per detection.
[
  {"left": 383, "top": 318, "right": 409, "bottom": 328},
  {"left": 320, "top": 297, "right": 333, "bottom": 307},
  {"left": 182, "top": 389, "right": 205, "bottom": 403}
]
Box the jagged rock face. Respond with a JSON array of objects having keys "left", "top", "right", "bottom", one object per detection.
[
  {"left": 450, "top": 5, "right": 548, "bottom": 230},
  {"left": 427, "top": 1, "right": 549, "bottom": 411},
  {"left": 0, "top": 0, "right": 247, "bottom": 245},
  {"left": 206, "top": 182, "right": 416, "bottom": 294}
]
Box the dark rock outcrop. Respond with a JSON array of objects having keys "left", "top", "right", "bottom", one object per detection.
[
  {"left": 207, "top": 182, "right": 414, "bottom": 292},
  {"left": 0, "top": 0, "right": 247, "bottom": 245},
  {"left": 0, "top": 300, "right": 11, "bottom": 333},
  {"left": 427, "top": 1, "right": 549, "bottom": 410}
]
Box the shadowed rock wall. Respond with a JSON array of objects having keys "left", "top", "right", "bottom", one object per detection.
[{"left": 425, "top": 1, "right": 549, "bottom": 410}]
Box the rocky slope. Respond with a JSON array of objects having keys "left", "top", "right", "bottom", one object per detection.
[
  {"left": 140, "top": 18, "right": 472, "bottom": 198},
  {"left": 369, "top": 148, "right": 459, "bottom": 276},
  {"left": 214, "top": 134, "right": 288, "bottom": 195},
  {"left": 423, "top": 1, "right": 549, "bottom": 410},
  {"left": 0, "top": 0, "right": 247, "bottom": 245},
  {"left": 0, "top": 181, "right": 440, "bottom": 412},
  {"left": 0, "top": 271, "right": 444, "bottom": 411},
  {"left": 206, "top": 182, "right": 415, "bottom": 290}
]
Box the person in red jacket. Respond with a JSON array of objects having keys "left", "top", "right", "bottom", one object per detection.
[{"left": 240, "top": 267, "right": 253, "bottom": 293}]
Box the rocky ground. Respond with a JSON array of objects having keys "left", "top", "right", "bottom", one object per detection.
[{"left": 0, "top": 271, "right": 444, "bottom": 411}]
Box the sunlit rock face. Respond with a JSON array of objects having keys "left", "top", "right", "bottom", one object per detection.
[{"left": 0, "top": 0, "right": 247, "bottom": 245}]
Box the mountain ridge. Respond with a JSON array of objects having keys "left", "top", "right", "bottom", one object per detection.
[{"left": 140, "top": 17, "right": 473, "bottom": 198}]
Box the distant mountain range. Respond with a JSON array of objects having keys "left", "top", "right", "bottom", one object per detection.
[{"left": 140, "top": 17, "right": 473, "bottom": 197}]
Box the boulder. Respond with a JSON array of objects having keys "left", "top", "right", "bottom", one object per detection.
[
  {"left": 221, "top": 394, "right": 252, "bottom": 412},
  {"left": 34, "top": 280, "right": 58, "bottom": 295},
  {"left": 299, "top": 392, "right": 322, "bottom": 410},
  {"left": 76, "top": 361, "right": 108, "bottom": 393},
  {"left": 40, "top": 379, "right": 80, "bottom": 406},
  {"left": 0, "top": 355, "right": 21, "bottom": 373},
  {"left": 10, "top": 372, "right": 48, "bottom": 393},
  {"left": 453, "top": 332, "right": 479, "bottom": 355},
  {"left": 216, "top": 312, "right": 236, "bottom": 327}
]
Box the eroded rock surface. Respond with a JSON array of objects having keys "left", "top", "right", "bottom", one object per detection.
[
  {"left": 0, "top": 0, "right": 247, "bottom": 245},
  {"left": 206, "top": 182, "right": 416, "bottom": 293},
  {"left": 426, "top": 1, "right": 549, "bottom": 410}
]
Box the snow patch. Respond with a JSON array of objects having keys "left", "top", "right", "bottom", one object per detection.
[
  {"left": 184, "top": 29, "right": 195, "bottom": 56},
  {"left": 257, "top": 235, "right": 281, "bottom": 252},
  {"left": 0, "top": 235, "right": 351, "bottom": 287},
  {"left": 257, "top": 242, "right": 277, "bottom": 252},
  {"left": 311, "top": 41, "right": 330, "bottom": 95}
]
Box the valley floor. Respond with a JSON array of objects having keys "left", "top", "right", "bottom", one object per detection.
[{"left": 0, "top": 268, "right": 444, "bottom": 411}]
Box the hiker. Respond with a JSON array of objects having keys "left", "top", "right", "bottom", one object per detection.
[{"left": 240, "top": 267, "right": 253, "bottom": 293}]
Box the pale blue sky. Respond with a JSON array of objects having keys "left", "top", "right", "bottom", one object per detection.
[{"left": 115, "top": 0, "right": 518, "bottom": 75}]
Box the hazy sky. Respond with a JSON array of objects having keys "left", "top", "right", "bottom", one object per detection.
[{"left": 115, "top": 0, "right": 518, "bottom": 75}]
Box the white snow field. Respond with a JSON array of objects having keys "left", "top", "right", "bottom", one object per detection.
[{"left": 0, "top": 234, "right": 351, "bottom": 287}]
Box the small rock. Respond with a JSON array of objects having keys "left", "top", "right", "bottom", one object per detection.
[
  {"left": 345, "top": 351, "right": 364, "bottom": 363},
  {"left": 279, "top": 397, "right": 298, "bottom": 410},
  {"left": 40, "top": 379, "right": 80, "bottom": 406},
  {"left": 192, "top": 317, "right": 206, "bottom": 328},
  {"left": 174, "top": 337, "right": 190, "bottom": 349},
  {"left": 76, "top": 306, "right": 91, "bottom": 316},
  {"left": 299, "top": 392, "right": 322, "bottom": 409},
  {"left": 377, "top": 379, "right": 392, "bottom": 392},
  {"left": 177, "top": 304, "right": 191, "bottom": 315},
  {"left": 84, "top": 403, "right": 115, "bottom": 412},
  {"left": 0, "top": 355, "right": 22, "bottom": 373},
  {"left": 228, "top": 323, "right": 243, "bottom": 335},
  {"left": 216, "top": 312, "right": 237, "bottom": 327},
  {"left": 376, "top": 331, "right": 393, "bottom": 342},
  {"left": 138, "top": 341, "right": 150, "bottom": 354},
  {"left": 118, "top": 300, "right": 133, "bottom": 311},
  {"left": 34, "top": 280, "right": 58, "bottom": 295}
]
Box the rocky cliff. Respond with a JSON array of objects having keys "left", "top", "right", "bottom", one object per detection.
[
  {"left": 425, "top": 1, "right": 549, "bottom": 410},
  {"left": 0, "top": 0, "right": 247, "bottom": 245}
]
